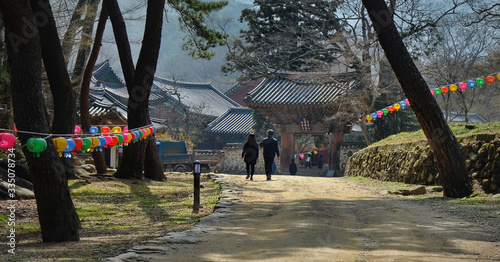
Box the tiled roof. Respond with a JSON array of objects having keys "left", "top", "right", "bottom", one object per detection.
[
  {"left": 206, "top": 108, "right": 254, "bottom": 134},
  {"left": 87, "top": 61, "right": 240, "bottom": 118},
  {"left": 154, "top": 76, "right": 241, "bottom": 116},
  {"left": 245, "top": 76, "right": 355, "bottom": 107}
]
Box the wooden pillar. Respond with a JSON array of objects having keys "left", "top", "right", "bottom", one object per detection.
[
  {"left": 328, "top": 132, "right": 343, "bottom": 170},
  {"left": 280, "top": 131, "right": 295, "bottom": 174}
]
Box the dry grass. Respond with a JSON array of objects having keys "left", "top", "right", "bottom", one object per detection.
[{"left": 0, "top": 172, "right": 220, "bottom": 261}]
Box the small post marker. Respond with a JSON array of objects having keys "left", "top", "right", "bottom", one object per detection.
[{"left": 193, "top": 160, "right": 201, "bottom": 213}]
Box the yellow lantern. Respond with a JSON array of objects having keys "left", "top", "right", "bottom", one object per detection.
[
  {"left": 449, "top": 84, "right": 458, "bottom": 93},
  {"left": 52, "top": 137, "right": 67, "bottom": 157},
  {"left": 112, "top": 126, "right": 122, "bottom": 133},
  {"left": 366, "top": 115, "right": 373, "bottom": 123},
  {"left": 394, "top": 103, "right": 401, "bottom": 111}
]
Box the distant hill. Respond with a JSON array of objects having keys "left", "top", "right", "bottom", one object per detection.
[{"left": 99, "top": 1, "right": 252, "bottom": 93}]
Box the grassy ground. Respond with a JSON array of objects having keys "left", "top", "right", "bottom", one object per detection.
[
  {"left": 371, "top": 121, "right": 500, "bottom": 147},
  {"left": 0, "top": 172, "right": 220, "bottom": 262}
]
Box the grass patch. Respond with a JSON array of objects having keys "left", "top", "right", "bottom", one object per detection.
[
  {"left": 371, "top": 121, "right": 500, "bottom": 147},
  {"left": 0, "top": 172, "right": 220, "bottom": 261}
]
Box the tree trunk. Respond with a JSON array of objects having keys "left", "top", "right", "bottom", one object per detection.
[
  {"left": 30, "top": 0, "right": 77, "bottom": 179},
  {"left": 361, "top": 0, "right": 472, "bottom": 198},
  {"left": 80, "top": 1, "right": 109, "bottom": 174},
  {"left": 105, "top": 0, "right": 165, "bottom": 180},
  {"left": 61, "top": 0, "right": 87, "bottom": 64},
  {"left": 1, "top": 0, "right": 80, "bottom": 242},
  {"left": 71, "top": 0, "right": 99, "bottom": 96}
]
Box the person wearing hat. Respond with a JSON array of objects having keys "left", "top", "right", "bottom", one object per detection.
[{"left": 259, "top": 129, "right": 280, "bottom": 180}]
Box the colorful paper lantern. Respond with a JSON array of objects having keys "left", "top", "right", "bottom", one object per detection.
[
  {"left": 441, "top": 87, "right": 449, "bottom": 94},
  {"left": 63, "top": 138, "right": 76, "bottom": 158},
  {"left": 116, "top": 134, "right": 124, "bottom": 145},
  {"left": 123, "top": 126, "right": 129, "bottom": 132},
  {"left": 400, "top": 101, "right": 407, "bottom": 109},
  {"left": 300, "top": 154, "right": 304, "bottom": 159},
  {"left": 26, "top": 138, "right": 47, "bottom": 157},
  {"left": 376, "top": 111, "right": 383, "bottom": 118},
  {"left": 97, "top": 136, "right": 107, "bottom": 151},
  {"left": 314, "top": 151, "right": 318, "bottom": 155},
  {"left": 394, "top": 103, "right": 401, "bottom": 111},
  {"left": 81, "top": 137, "right": 92, "bottom": 153},
  {"left": 140, "top": 128, "right": 147, "bottom": 139},
  {"left": 449, "top": 84, "right": 458, "bottom": 93},
  {"left": 89, "top": 126, "right": 98, "bottom": 134},
  {"left": 371, "top": 113, "right": 378, "bottom": 120},
  {"left": 71, "top": 137, "right": 83, "bottom": 154},
  {"left": 486, "top": 75, "right": 495, "bottom": 84},
  {"left": 0, "top": 132, "right": 16, "bottom": 150},
  {"left": 476, "top": 78, "right": 484, "bottom": 87},
  {"left": 388, "top": 106, "right": 395, "bottom": 113},
  {"left": 74, "top": 125, "right": 81, "bottom": 135},
  {"left": 497, "top": 73, "right": 500, "bottom": 81},
  {"left": 101, "top": 126, "right": 110, "bottom": 134},
  {"left": 109, "top": 135, "right": 119, "bottom": 147},
  {"left": 112, "top": 126, "right": 122, "bottom": 133},
  {"left": 434, "top": 88, "right": 442, "bottom": 96},
  {"left": 459, "top": 82, "right": 467, "bottom": 92},
  {"left": 103, "top": 135, "right": 112, "bottom": 148},
  {"left": 133, "top": 131, "right": 141, "bottom": 141},
  {"left": 430, "top": 90, "right": 435, "bottom": 96},
  {"left": 467, "top": 80, "right": 476, "bottom": 89},
  {"left": 405, "top": 99, "right": 410, "bottom": 106},
  {"left": 382, "top": 108, "right": 389, "bottom": 115},
  {"left": 366, "top": 115, "right": 373, "bottom": 123},
  {"left": 89, "top": 137, "right": 100, "bottom": 152},
  {"left": 53, "top": 137, "right": 67, "bottom": 157}
]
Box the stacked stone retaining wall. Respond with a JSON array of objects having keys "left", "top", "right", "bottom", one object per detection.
[
  {"left": 216, "top": 144, "right": 281, "bottom": 174},
  {"left": 345, "top": 133, "right": 500, "bottom": 193}
]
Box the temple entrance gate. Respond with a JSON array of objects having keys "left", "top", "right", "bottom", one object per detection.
[{"left": 244, "top": 75, "right": 357, "bottom": 172}]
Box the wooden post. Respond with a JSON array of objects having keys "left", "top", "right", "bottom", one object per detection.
[
  {"left": 328, "top": 132, "right": 343, "bottom": 170},
  {"left": 280, "top": 131, "right": 295, "bottom": 174},
  {"left": 193, "top": 160, "right": 201, "bottom": 213}
]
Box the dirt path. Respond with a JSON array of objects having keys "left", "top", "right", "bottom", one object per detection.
[{"left": 107, "top": 174, "right": 500, "bottom": 262}]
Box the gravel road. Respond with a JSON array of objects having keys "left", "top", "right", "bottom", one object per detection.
[{"left": 107, "top": 174, "right": 500, "bottom": 262}]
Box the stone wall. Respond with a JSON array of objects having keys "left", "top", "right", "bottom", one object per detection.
[
  {"left": 216, "top": 143, "right": 281, "bottom": 174},
  {"left": 345, "top": 133, "right": 500, "bottom": 193}
]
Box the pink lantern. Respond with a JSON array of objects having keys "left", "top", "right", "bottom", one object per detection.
[
  {"left": 405, "top": 99, "right": 411, "bottom": 106},
  {"left": 103, "top": 135, "right": 112, "bottom": 148},
  {"left": 123, "top": 126, "right": 129, "bottom": 132},
  {"left": 430, "top": 90, "right": 435, "bottom": 96},
  {"left": 0, "top": 132, "right": 16, "bottom": 150},
  {"left": 376, "top": 110, "right": 383, "bottom": 118},
  {"left": 459, "top": 82, "right": 467, "bottom": 92},
  {"left": 74, "top": 125, "right": 81, "bottom": 135}
]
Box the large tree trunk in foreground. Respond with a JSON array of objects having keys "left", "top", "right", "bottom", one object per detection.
[
  {"left": 80, "top": 1, "right": 109, "bottom": 174},
  {"left": 1, "top": 0, "right": 80, "bottom": 242},
  {"left": 30, "top": 0, "right": 77, "bottom": 179},
  {"left": 361, "top": 0, "right": 472, "bottom": 198},
  {"left": 105, "top": 0, "right": 165, "bottom": 180}
]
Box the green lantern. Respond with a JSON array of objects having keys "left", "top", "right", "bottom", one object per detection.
[
  {"left": 27, "top": 137, "right": 47, "bottom": 157},
  {"left": 81, "top": 137, "right": 92, "bottom": 153}
]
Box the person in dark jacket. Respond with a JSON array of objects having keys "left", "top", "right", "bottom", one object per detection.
[
  {"left": 289, "top": 158, "right": 297, "bottom": 175},
  {"left": 242, "top": 133, "right": 259, "bottom": 181},
  {"left": 318, "top": 154, "right": 324, "bottom": 169},
  {"left": 260, "top": 129, "right": 280, "bottom": 180}
]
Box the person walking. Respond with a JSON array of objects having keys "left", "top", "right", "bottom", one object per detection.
[
  {"left": 260, "top": 129, "right": 280, "bottom": 181},
  {"left": 318, "top": 154, "right": 323, "bottom": 169},
  {"left": 305, "top": 153, "right": 311, "bottom": 169},
  {"left": 289, "top": 158, "right": 297, "bottom": 175},
  {"left": 242, "top": 133, "right": 259, "bottom": 181}
]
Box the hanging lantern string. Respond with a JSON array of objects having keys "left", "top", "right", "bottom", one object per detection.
[
  {"left": 0, "top": 124, "right": 155, "bottom": 138},
  {"left": 362, "top": 71, "right": 500, "bottom": 122}
]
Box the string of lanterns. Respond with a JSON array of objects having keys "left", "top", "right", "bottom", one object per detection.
[
  {"left": 0, "top": 125, "right": 157, "bottom": 158},
  {"left": 364, "top": 73, "right": 500, "bottom": 123}
]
